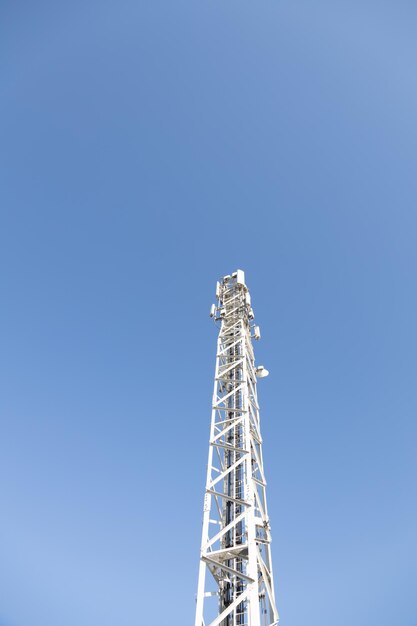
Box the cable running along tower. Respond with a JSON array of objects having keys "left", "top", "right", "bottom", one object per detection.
[{"left": 195, "top": 270, "right": 278, "bottom": 626}]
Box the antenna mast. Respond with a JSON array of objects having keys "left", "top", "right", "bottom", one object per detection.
[{"left": 195, "top": 270, "right": 279, "bottom": 626}]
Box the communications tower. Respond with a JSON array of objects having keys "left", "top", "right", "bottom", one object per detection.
[{"left": 195, "top": 270, "right": 279, "bottom": 626}]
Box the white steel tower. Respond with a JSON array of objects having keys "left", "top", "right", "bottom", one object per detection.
[{"left": 195, "top": 270, "right": 279, "bottom": 626}]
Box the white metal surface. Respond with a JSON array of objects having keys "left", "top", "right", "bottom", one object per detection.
[{"left": 195, "top": 271, "right": 279, "bottom": 626}]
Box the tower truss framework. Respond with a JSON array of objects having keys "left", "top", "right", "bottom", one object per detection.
[{"left": 195, "top": 270, "right": 279, "bottom": 626}]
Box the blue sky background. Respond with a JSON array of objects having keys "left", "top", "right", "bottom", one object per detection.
[{"left": 1, "top": 1, "right": 416, "bottom": 625}]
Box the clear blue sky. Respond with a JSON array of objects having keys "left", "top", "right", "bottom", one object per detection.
[{"left": 1, "top": 1, "right": 416, "bottom": 625}]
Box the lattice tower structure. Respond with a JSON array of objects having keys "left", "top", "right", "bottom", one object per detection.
[{"left": 195, "top": 270, "right": 279, "bottom": 626}]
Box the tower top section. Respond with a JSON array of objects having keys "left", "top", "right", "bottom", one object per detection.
[
  {"left": 221, "top": 268, "right": 247, "bottom": 289},
  {"left": 210, "top": 269, "right": 256, "bottom": 327}
]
